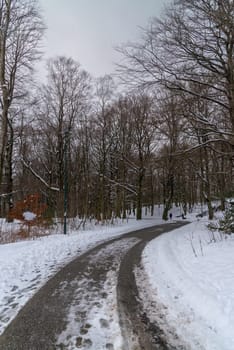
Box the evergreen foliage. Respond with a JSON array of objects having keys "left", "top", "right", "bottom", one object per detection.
[{"left": 218, "top": 206, "right": 234, "bottom": 235}]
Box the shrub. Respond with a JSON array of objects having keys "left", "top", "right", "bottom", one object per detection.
[
  {"left": 8, "top": 193, "right": 47, "bottom": 222},
  {"left": 218, "top": 206, "right": 234, "bottom": 235}
]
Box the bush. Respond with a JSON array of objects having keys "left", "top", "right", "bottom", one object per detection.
[{"left": 218, "top": 206, "right": 234, "bottom": 235}]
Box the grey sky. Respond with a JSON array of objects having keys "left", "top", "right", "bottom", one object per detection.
[{"left": 38, "top": 0, "right": 170, "bottom": 78}]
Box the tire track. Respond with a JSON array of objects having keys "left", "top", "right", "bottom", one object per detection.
[
  {"left": 0, "top": 222, "right": 189, "bottom": 349},
  {"left": 117, "top": 222, "right": 189, "bottom": 350}
]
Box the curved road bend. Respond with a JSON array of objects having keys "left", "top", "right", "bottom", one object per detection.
[{"left": 0, "top": 221, "right": 189, "bottom": 350}]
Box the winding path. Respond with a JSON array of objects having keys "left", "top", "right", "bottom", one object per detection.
[{"left": 0, "top": 221, "right": 188, "bottom": 350}]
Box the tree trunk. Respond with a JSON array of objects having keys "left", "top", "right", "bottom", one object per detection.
[
  {"left": 136, "top": 169, "right": 144, "bottom": 220},
  {"left": 6, "top": 122, "right": 14, "bottom": 222}
]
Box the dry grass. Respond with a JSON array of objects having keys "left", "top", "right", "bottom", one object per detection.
[{"left": 0, "top": 223, "right": 51, "bottom": 245}]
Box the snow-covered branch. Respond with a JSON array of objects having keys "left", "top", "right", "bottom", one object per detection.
[
  {"left": 21, "top": 158, "right": 59, "bottom": 192},
  {"left": 102, "top": 174, "right": 137, "bottom": 195}
]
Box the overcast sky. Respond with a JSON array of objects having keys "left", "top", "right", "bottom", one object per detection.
[{"left": 38, "top": 0, "right": 170, "bottom": 78}]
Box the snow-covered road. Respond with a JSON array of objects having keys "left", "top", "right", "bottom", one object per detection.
[
  {"left": 0, "top": 221, "right": 188, "bottom": 350},
  {"left": 0, "top": 217, "right": 164, "bottom": 336},
  {"left": 0, "top": 208, "right": 234, "bottom": 349}
]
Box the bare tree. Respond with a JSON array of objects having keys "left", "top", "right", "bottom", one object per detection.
[
  {"left": 91, "top": 75, "right": 116, "bottom": 220},
  {"left": 118, "top": 0, "right": 234, "bottom": 145},
  {"left": 117, "top": 0, "right": 234, "bottom": 210},
  {"left": 0, "top": 0, "right": 45, "bottom": 216},
  {"left": 22, "top": 56, "right": 91, "bottom": 218},
  {"left": 125, "top": 93, "right": 156, "bottom": 219}
]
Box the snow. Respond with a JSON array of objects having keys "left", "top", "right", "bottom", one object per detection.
[
  {"left": 142, "top": 213, "right": 234, "bottom": 350},
  {"left": 57, "top": 238, "right": 139, "bottom": 349},
  {"left": 0, "top": 215, "right": 163, "bottom": 336},
  {"left": 23, "top": 211, "right": 37, "bottom": 221},
  {"left": 0, "top": 207, "right": 234, "bottom": 349}
]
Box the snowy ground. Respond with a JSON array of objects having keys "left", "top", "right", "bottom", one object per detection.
[
  {"left": 141, "top": 213, "right": 234, "bottom": 350},
  {"left": 0, "top": 212, "right": 165, "bottom": 336},
  {"left": 0, "top": 206, "right": 233, "bottom": 350}
]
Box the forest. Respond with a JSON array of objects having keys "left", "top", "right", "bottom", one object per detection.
[{"left": 0, "top": 0, "right": 233, "bottom": 225}]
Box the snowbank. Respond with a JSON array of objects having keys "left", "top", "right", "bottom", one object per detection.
[{"left": 142, "top": 216, "right": 234, "bottom": 350}]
